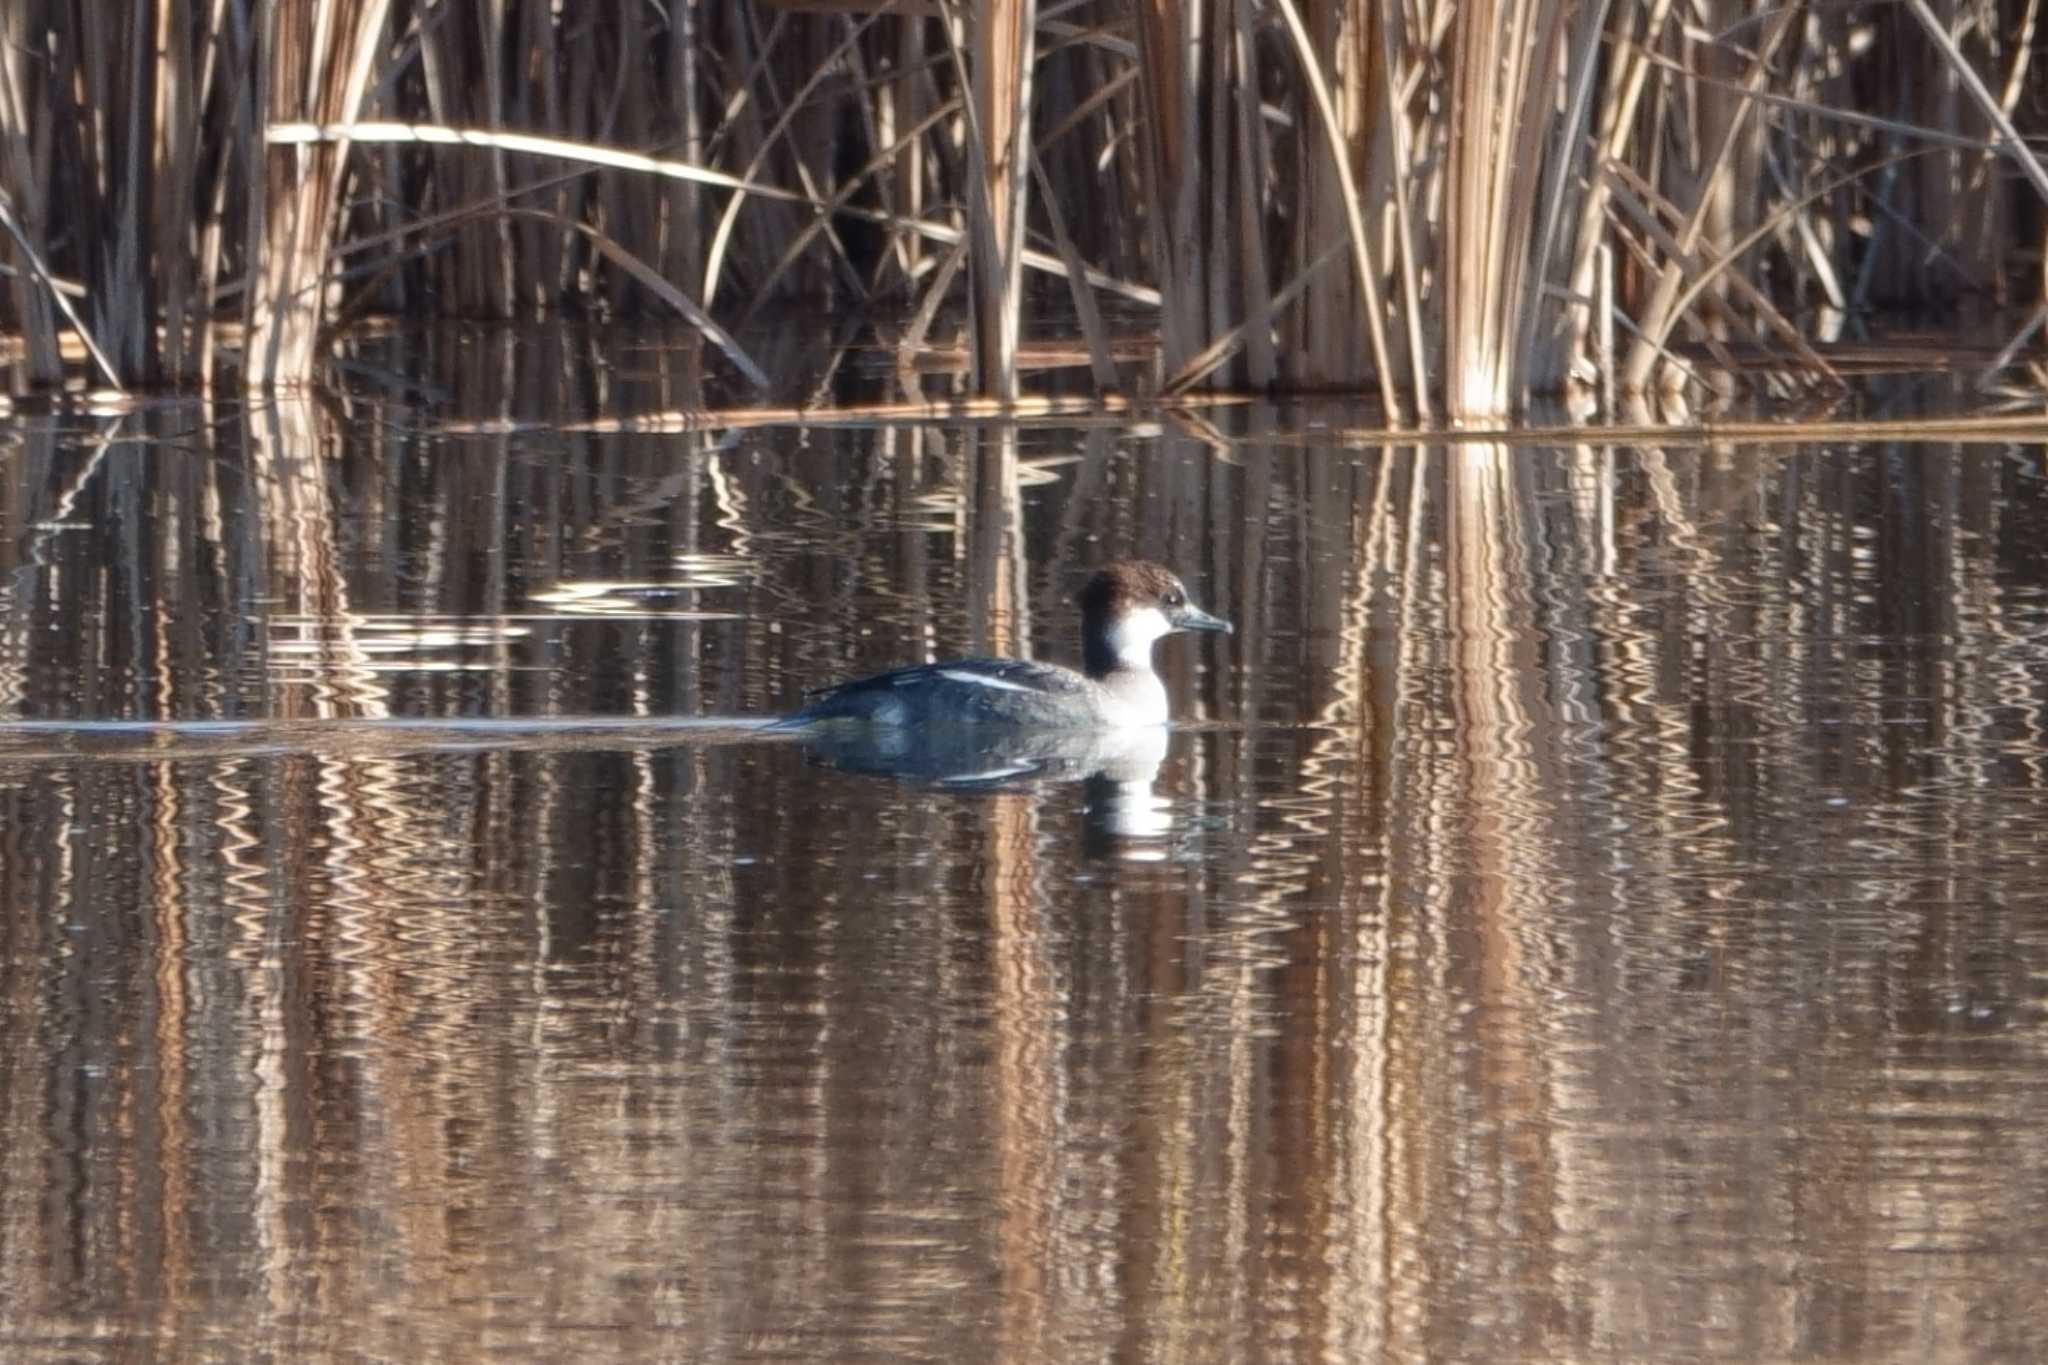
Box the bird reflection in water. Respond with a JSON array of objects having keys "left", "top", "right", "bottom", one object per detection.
[{"left": 789, "top": 723, "right": 1176, "bottom": 851}]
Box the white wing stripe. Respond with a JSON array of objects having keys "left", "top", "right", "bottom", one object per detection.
[{"left": 937, "top": 669, "right": 1035, "bottom": 693}]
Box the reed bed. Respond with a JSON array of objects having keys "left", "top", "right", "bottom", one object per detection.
[{"left": 0, "top": 0, "right": 2041, "bottom": 417}]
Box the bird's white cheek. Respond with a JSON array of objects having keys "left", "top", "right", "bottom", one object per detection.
[{"left": 1108, "top": 607, "right": 1172, "bottom": 666}]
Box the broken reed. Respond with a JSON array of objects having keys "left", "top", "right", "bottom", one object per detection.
[{"left": 0, "top": 0, "right": 2040, "bottom": 417}]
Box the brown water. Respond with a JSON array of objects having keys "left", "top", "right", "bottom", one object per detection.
[{"left": 3, "top": 390, "right": 2047, "bottom": 1362}]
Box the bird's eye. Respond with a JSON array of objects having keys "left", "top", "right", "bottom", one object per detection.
[{"left": 1164, "top": 589, "right": 1185, "bottom": 607}]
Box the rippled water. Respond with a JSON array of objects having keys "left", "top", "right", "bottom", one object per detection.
[{"left": 3, "top": 392, "right": 2047, "bottom": 1362}]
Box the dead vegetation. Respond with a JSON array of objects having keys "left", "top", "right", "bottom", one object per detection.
[{"left": 0, "top": 0, "right": 2042, "bottom": 418}]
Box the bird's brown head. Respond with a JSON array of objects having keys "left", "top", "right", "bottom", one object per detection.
[{"left": 1078, "top": 561, "right": 1230, "bottom": 677}]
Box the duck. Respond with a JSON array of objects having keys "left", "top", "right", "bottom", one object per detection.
[{"left": 774, "top": 560, "right": 1230, "bottom": 730}]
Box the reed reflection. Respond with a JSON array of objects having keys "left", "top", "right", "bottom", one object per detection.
[{"left": 1, "top": 395, "right": 2046, "bottom": 1362}]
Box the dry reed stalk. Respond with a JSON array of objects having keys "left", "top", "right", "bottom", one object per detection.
[
  {"left": 1163, "top": 239, "right": 1347, "bottom": 394},
  {"left": 428, "top": 1, "right": 514, "bottom": 315},
  {"left": 885, "top": 8, "right": 933, "bottom": 290},
  {"left": 665, "top": 0, "right": 708, "bottom": 299},
  {"left": 969, "top": 0, "right": 1037, "bottom": 398},
  {"left": 1228, "top": 0, "right": 1278, "bottom": 388},
  {"left": 1374, "top": 0, "right": 1430, "bottom": 420},
  {"left": 441, "top": 389, "right": 1257, "bottom": 434},
  {"left": 2, "top": 0, "right": 2039, "bottom": 404},
  {"left": 1313, "top": 411, "right": 2048, "bottom": 445},
  {"left": 1514, "top": 0, "right": 1615, "bottom": 398},
  {"left": 1620, "top": 10, "right": 1793, "bottom": 394},
  {"left": 1656, "top": 157, "right": 1921, "bottom": 367},
  {"left": 1286, "top": 0, "right": 1373, "bottom": 391},
  {"left": 1906, "top": 0, "right": 2048, "bottom": 207},
  {"left": 0, "top": 201, "right": 122, "bottom": 391},
  {"left": 607, "top": 5, "right": 670, "bottom": 317},
  {"left": 155, "top": 1, "right": 199, "bottom": 379},
  {"left": 268, "top": 123, "right": 1161, "bottom": 304},
  {"left": 92, "top": 2, "right": 159, "bottom": 383},
  {"left": 1549, "top": 0, "right": 1677, "bottom": 397},
  {"left": 490, "top": 209, "right": 769, "bottom": 389},
  {"left": 703, "top": 14, "right": 886, "bottom": 310},
  {"left": 738, "top": 100, "right": 960, "bottom": 325},
  {"left": 897, "top": 240, "right": 970, "bottom": 394},
  {"left": 1028, "top": 149, "right": 1118, "bottom": 387},
  {"left": 742, "top": 15, "right": 873, "bottom": 302},
  {"left": 247, "top": 0, "right": 393, "bottom": 389},
  {"left": 1271, "top": 0, "right": 1398, "bottom": 412},
  {"left": 1605, "top": 159, "right": 1842, "bottom": 388},
  {"left": 0, "top": 6, "right": 61, "bottom": 387},
  {"left": 1441, "top": 0, "right": 1571, "bottom": 420},
  {"left": 518, "top": 0, "right": 569, "bottom": 305},
  {"left": 1129, "top": 0, "right": 1202, "bottom": 377}
]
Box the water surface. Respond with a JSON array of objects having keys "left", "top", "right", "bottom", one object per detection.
[{"left": 2, "top": 390, "right": 2046, "bottom": 1362}]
